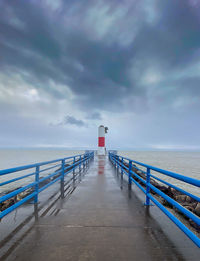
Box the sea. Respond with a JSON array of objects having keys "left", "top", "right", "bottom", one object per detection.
[{"left": 0, "top": 149, "right": 199, "bottom": 196}]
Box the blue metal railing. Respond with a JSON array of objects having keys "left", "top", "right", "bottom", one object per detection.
[
  {"left": 109, "top": 152, "right": 200, "bottom": 248},
  {"left": 0, "top": 152, "right": 94, "bottom": 219}
]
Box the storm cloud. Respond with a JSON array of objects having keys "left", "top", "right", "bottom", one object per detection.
[
  {"left": 62, "top": 116, "right": 86, "bottom": 127},
  {"left": 0, "top": 0, "right": 200, "bottom": 149}
]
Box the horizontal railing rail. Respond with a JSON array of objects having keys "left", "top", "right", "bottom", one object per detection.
[
  {"left": 0, "top": 152, "right": 94, "bottom": 219},
  {"left": 109, "top": 152, "right": 200, "bottom": 248}
]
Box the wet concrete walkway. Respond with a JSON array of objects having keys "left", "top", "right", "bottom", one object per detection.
[{"left": 3, "top": 156, "right": 199, "bottom": 261}]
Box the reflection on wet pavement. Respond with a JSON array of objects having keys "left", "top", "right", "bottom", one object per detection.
[{"left": 0, "top": 156, "right": 199, "bottom": 261}]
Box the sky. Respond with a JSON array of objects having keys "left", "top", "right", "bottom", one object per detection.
[{"left": 0, "top": 0, "right": 200, "bottom": 150}]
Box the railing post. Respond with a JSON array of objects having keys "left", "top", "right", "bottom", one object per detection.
[
  {"left": 73, "top": 157, "right": 76, "bottom": 177},
  {"left": 60, "top": 159, "right": 65, "bottom": 198},
  {"left": 117, "top": 156, "right": 119, "bottom": 172},
  {"left": 121, "top": 158, "right": 124, "bottom": 180},
  {"left": 85, "top": 155, "right": 88, "bottom": 168},
  {"left": 80, "top": 155, "right": 84, "bottom": 181},
  {"left": 72, "top": 157, "right": 76, "bottom": 187},
  {"left": 128, "top": 160, "right": 132, "bottom": 190},
  {"left": 34, "top": 165, "right": 39, "bottom": 203},
  {"left": 83, "top": 155, "right": 85, "bottom": 169},
  {"left": 73, "top": 157, "right": 75, "bottom": 174},
  {"left": 121, "top": 158, "right": 124, "bottom": 175},
  {"left": 79, "top": 156, "right": 81, "bottom": 172},
  {"left": 84, "top": 155, "right": 86, "bottom": 169},
  {"left": 145, "top": 167, "right": 151, "bottom": 206}
]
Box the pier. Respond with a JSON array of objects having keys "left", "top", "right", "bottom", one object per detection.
[{"left": 0, "top": 153, "right": 199, "bottom": 260}]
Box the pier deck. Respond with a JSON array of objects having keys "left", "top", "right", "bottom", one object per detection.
[{"left": 2, "top": 156, "right": 199, "bottom": 260}]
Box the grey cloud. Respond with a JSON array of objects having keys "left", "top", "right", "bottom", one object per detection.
[
  {"left": 0, "top": 0, "right": 148, "bottom": 113},
  {"left": 86, "top": 112, "right": 102, "bottom": 120},
  {"left": 63, "top": 116, "right": 86, "bottom": 127},
  {"left": 0, "top": 0, "right": 200, "bottom": 149},
  {"left": 1, "top": 0, "right": 200, "bottom": 113}
]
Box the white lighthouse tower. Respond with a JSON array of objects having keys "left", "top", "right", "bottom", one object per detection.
[{"left": 98, "top": 125, "right": 108, "bottom": 155}]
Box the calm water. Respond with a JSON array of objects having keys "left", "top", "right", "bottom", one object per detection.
[
  {"left": 0, "top": 149, "right": 84, "bottom": 193},
  {"left": 0, "top": 149, "right": 199, "bottom": 196},
  {"left": 120, "top": 151, "right": 200, "bottom": 196}
]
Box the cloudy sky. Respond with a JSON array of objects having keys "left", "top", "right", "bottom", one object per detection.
[{"left": 0, "top": 0, "right": 200, "bottom": 150}]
